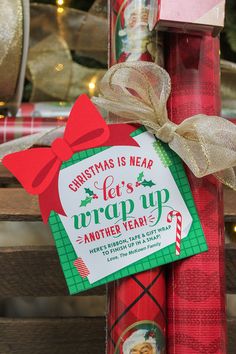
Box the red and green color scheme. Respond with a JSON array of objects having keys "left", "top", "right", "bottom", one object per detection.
[
  {"left": 47, "top": 125, "right": 207, "bottom": 294},
  {"left": 2, "top": 94, "right": 207, "bottom": 297}
]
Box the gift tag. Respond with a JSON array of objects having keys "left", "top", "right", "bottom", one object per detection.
[
  {"left": 2, "top": 95, "right": 208, "bottom": 295},
  {"left": 48, "top": 125, "right": 207, "bottom": 294}
]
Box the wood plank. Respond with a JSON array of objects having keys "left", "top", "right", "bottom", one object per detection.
[
  {"left": 0, "top": 164, "right": 17, "bottom": 184},
  {"left": 0, "top": 316, "right": 234, "bottom": 354},
  {"left": 0, "top": 317, "right": 105, "bottom": 354},
  {"left": 0, "top": 189, "right": 41, "bottom": 221},
  {"left": 228, "top": 317, "right": 236, "bottom": 354},
  {"left": 0, "top": 186, "right": 235, "bottom": 221},
  {"left": 226, "top": 243, "right": 236, "bottom": 294},
  {"left": 224, "top": 187, "right": 236, "bottom": 221},
  {"left": 0, "top": 247, "right": 105, "bottom": 297},
  {"left": 0, "top": 245, "right": 235, "bottom": 296},
  {"left": 1, "top": 163, "right": 236, "bottom": 208}
]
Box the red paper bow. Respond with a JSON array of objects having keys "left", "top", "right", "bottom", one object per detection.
[{"left": 3, "top": 95, "right": 139, "bottom": 222}]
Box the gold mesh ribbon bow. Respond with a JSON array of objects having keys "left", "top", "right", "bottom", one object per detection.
[{"left": 92, "top": 61, "right": 236, "bottom": 190}]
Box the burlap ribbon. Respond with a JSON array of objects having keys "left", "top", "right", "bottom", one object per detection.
[
  {"left": 0, "top": 0, "right": 29, "bottom": 115},
  {"left": 27, "top": 34, "right": 106, "bottom": 102},
  {"left": 0, "top": 2, "right": 107, "bottom": 110},
  {"left": 28, "top": 3, "right": 107, "bottom": 102},
  {"left": 30, "top": 3, "right": 107, "bottom": 64},
  {"left": 92, "top": 61, "right": 236, "bottom": 190}
]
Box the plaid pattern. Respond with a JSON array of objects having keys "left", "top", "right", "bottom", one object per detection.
[
  {"left": 0, "top": 117, "right": 67, "bottom": 143},
  {"left": 166, "top": 34, "right": 226, "bottom": 354}
]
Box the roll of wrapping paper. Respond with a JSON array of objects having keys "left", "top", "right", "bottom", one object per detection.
[
  {"left": 165, "top": 34, "right": 227, "bottom": 354},
  {"left": 0, "top": 117, "right": 67, "bottom": 144},
  {"left": 17, "top": 102, "right": 73, "bottom": 118},
  {"left": 107, "top": 1, "right": 166, "bottom": 353}
]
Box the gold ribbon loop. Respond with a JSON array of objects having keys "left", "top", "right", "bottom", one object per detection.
[{"left": 92, "top": 61, "right": 236, "bottom": 190}]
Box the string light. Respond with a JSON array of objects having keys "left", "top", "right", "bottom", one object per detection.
[
  {"left": 57, "top": 7, "right": 64, "bottom": 13},
  {"left": 88, "top": 78, "right": 97, "bottom": 97},
  {"left": 56, "top": 0, "right": 64, "bottom": 14},
  {"left": 0, "top": 102, "right": 5, "bottom": 107},
  {"left": 233, "top": 225, "right": 236, "bottom": 233},
  {"left": 88, "top": 82, "right": 96, "bottom": 90},
  {"left": 56, "top": 0, "right": 64, "bottom": 5},
  {"left": 55, "top": 63, "right": 64, "bottom": 72}
]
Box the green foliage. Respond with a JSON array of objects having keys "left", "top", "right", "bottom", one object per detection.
[
  {"left": 80, "top": 196, "right": 93, "bottom": 207},
  {"left": 141, "top": 179, "right": 155, "bottom": 188},
  {"left": 85, "top": 188, "right": 94, "bottom": 196},
  {"left": 137, "top": 172, "right": 144, "bottom": 182}
]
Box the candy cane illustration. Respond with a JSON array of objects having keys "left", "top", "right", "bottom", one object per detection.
[{"left": 167, "top": 210, "right": 183, "bottom": 256}]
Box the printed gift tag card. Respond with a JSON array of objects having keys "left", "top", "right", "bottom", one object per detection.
[
  {"left": 46, "top": 103, "right": 207, "bottom": 294},
  {"left": 53, "top": 127, "right": 196, "bottom": 285},
  {"left": 2, "top": 95, "right": 207, "bottom": 295}
]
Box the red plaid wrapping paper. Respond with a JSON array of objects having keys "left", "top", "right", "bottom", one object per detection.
[
  {"left": 0, "top": 117, "right": 67, "bottom": 144},
  {"left": 165, "top": 33, "right": 227, "bottom": 354}
]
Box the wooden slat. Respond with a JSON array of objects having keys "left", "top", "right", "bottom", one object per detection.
[
  {"left": 0, "top": 188, "right": 236, "bottom": 221},
  {"left": 0, "top": 316, "right": 234, "bottom": 354},
  {"left": 227, "top": 317, "right": 236, "bottom": 354},
  {"left": 226, "top": 243, "right": 236, "bottom": 294},
  {"left": 0, "top": 165, "right": 17, "bottom": 184},
  {"left": 224, "top": 187, "right": 236, "bottom": 221},
  {"left": 0, "top": 245, "right": 235, "bottom": 296},
  {"left": 0, "top": 189, "right": 41, "bottom": 221},
  {"left": 0, "top": 186, "right": 235, "bottom": 221},
  {"left": 0, "top": 247, "right": 105, "bottom": 297},
  {"left": 0, "top": 163, "right": 235, "bottom": 220},
  {"left": 0, "top": 317, "right": 105, "bottom": 354}
]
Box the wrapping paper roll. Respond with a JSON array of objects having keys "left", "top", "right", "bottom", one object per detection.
[
  {"left": 165, "top": 34, "right": 227, "bottom": 354},
  {"left": 108, "top": 271, "right": 166, "bottom": 353},
  {"left": 17, "top": 102, "right": 72, "bottom": 118},
  {"left": 0, "top": 117, "right": 67, "bottom": 144},
  {"left": 107, "top": 1, "right": 166, "bottom": 353}
]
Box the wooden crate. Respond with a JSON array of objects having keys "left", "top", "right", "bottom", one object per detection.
[{"left": 0, "top": 165, "right": 235, "bottom": 353}]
